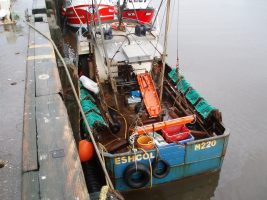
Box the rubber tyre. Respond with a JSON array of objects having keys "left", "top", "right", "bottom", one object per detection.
[
  {"left": 123, "top": 163, "right": 150, "bottom": 189},
  {"left": 152, "top": 159, "right": 170, "bottom": 179}
]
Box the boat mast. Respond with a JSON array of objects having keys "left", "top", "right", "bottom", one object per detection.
[
  {"left": 93, "top": 0, "right": 119, "bottom": 109},
  {"left": 118, "top": 0, "right": 127, "bottom": 27},
  {"left": 159, "top": 0, "right": 171, "bottom": 102}
]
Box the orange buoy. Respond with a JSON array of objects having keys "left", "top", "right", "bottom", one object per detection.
[
  {"left": 135, "top": 115, "right": 195, "bottom": 135},
  {"left": 79, "top": 140, "right": 94, "bottom": 162}
]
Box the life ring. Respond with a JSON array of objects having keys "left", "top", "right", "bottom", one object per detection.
[
  {"left": 152, "top": 159, "right": 170, "bottom": 179},
  {"left": 123, "top": 163, "right": 150, "bottom": 189}
]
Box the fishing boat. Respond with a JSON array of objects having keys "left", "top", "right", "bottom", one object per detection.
[
  {"left": 62, "top": 0, "right": 155, "bottom": 29},
  {"left": 118, "top": 0, "right": 155, "bottom": 25},
  {"left": 69, "top": 0, "right": 229, "bottom": 196}
]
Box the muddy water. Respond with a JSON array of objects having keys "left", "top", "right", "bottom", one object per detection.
[{"left": 126, "top": 0, "right": 267, "bottom": 199}]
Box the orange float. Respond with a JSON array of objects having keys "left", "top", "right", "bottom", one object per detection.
[
  {"left": 135, "top": 115, "right": 195, "bottom": 135},
  {"left": 79, "top": 140, "right": 94, "bottom": 162}
]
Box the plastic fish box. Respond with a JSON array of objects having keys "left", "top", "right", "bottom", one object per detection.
[
  {"left": 178, "top": 134, "right": 194, "bottom": 145},
  {"left": 127, "top": 96, "right": 141, "bottom": 104},
  {"left": 130, "top": 90, "right": 141, "bottom": 98}
]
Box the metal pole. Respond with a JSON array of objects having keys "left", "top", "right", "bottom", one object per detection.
[
  {"left": 93, "top": 0, "right": 119, "bottom": 109},
  {"left": 159, "top": 0, "right": 171, "bottom": 102}
]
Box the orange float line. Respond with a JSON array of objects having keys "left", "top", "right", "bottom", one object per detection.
[{"left": 135, "top": 115, "right": 195, "bottom": 135}]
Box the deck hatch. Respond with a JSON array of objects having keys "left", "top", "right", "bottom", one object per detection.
[{"left": 122, "top": 44, "right": 151, "bottom": 62}]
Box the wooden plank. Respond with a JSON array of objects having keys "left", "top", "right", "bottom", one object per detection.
[
  {"left": 36, "top": 94, "right": 89, "bottom": 200},
  {"left": 22, "top": 171, "right": 40, "bottom": 200},
  {"left": 23, "top": 26, "right": 38, "bottom": 172},
  {"left": 34, "top": 21, "right": 62, "bottom": 97},
  {"left": 34, "top": 56, "right": 62, "bottom": 96}
]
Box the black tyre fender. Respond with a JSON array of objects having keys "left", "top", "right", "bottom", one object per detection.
[
  {"left": 123, "top": 163, "right": 150, "bottom": 189},
  {"left": 152, "top": 159, "right": 170, "bottom": 179}
]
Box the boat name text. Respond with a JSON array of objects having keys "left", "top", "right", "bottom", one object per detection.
[
  {"left": 194, "top": 140, "right": 217, "bottom": 151},
  {"left": 115, "top": 153, "right": 155, "bottom": 165}
]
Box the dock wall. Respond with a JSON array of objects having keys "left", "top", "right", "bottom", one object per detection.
[{"left": 22, "top": 0, "right": 89, "bottom": 199}]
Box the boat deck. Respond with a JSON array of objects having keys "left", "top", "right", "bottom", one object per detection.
[
  {"left": 88, "top": 24, "right": 163, "bottom": 81},
  {"left": 94, "top": 26, "right": 163, "bottom": 62}
]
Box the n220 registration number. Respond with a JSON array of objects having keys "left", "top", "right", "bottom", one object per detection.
[{"left": 194, "top": 140, "right": 216, "bottom": 151}]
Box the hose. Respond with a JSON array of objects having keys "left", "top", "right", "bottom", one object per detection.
[{"left": 82, "top": 160, "right": 102, "bottom": 193}]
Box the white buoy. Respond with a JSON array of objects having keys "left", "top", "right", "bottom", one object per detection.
[{"left": 80, "top": 75, "right": 99, "bottom": 94}]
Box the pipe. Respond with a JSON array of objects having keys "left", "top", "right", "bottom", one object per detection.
[
  {"left": 93, "top": 0, "right": 119, "bottom": 110},
  {"left": 135, "top": 115, "right": 195, "bottom": 135}
]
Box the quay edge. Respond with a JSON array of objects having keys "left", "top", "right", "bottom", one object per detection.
[{"left": 22, "top": 0, "right": 89, "bottom": 199}]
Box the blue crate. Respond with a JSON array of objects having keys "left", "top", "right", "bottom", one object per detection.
[
  {"left": 178, "top": 133, "right": 194, "bottom": 145},
  {"left": 130, "top": 90, "right": 141, "bottom": 98}
]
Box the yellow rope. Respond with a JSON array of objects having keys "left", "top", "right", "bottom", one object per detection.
[
  {"left": 102, "top": 138, "right": 120, "bottom": 148},
  {"left": 99, "top": 185, "right": 109, "bottom": 200},
  {"left": 106, "top": 105, "right": 128, "bottom": 139},
  {"left": 139, "top": 148, "right": 153, "bottom": 189},
  {"left": 98, "top": 143, "right": 108, "bottom": 152},
  {"left": 98, "top": 143, "right": 110, "bottom": 186}
]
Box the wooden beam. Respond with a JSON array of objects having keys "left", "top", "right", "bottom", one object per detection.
[
  {"left": 22, "top": 171, "right": 40, "bottom": 200},
  {"left": 23, "top": 26, "right": 38, "bottom": 172},
  {"left": 36, "top": 94, "right": 89, "bottom": 199}
]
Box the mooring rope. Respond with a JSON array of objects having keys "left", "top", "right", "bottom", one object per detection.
[{"left": 25, "top": 20, "right": 115, "bottom": 190}]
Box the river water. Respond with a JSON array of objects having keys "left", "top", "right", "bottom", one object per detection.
[{"left": 126, "top": 0, "right": 267, "bottom": 199}]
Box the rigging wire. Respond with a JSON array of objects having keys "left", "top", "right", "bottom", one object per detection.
[
  {"left": 176, "top": 0, "right": 180, "bottom": 70},
  {"left": 151, "top": 0, "right": 166, "bottom": 30},
  {"left": 67, "top": 0, "right": 89, "bottom": 31},
  {"left": 159, "top": 0, "right": 171, "bottom": 102},
  {"left": 152, "top": 4, "right": 167, "bottom": 59},
  {"left": 147, "top": 0, "right": 154, "bottom": 8},
  {"left": 109, "top": 0, "right": 166, "bottom": 63},
  {"left": 130, "top": 0, "right": 140, "bottom": 24}
]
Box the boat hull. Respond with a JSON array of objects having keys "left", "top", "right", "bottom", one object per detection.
[
  {"left": 104, "top": 132, "right": 229, "bottom": 191},
  {"left": 64, "top": 5, "right": 155, "bottom": 28},
  {"left": 65, "top": 4, "right": 115, "bottom": 28},
  {"left": 122, "top": 8, "right": 155, "bottom": 24}
]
